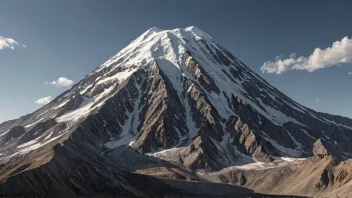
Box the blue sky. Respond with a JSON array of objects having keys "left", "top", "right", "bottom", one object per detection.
[{"left": 0, "top": 0, "right": 351, "bottom": 123}]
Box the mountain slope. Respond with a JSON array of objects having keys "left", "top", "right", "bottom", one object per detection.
[
  {"left": 218, "top": 155, "right": 352, "bottom": 197},
  {"left": 0, "top": 26, "right": 351, "bottom": 196}
]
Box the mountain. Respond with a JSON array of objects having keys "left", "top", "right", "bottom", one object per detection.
[{"left": 0, "top": 26, "right": 351, "bottom": 197}]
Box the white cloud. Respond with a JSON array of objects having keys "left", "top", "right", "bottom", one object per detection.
[
  {"left": 46, "top": 77, "right": 74, "bottom": 88},
  {"left": 315, "top": 99, "right": 320, "bottom": 103},
  {"left": 261, "top": 36, "right": 352, "bottom": 74},
  {"left": 35, "top": 96, "right": 52, "bottom": 105},
  {"left": 22, "top": 45, "right": 27, "bottom": 48},
  {"left": 348, "top": 72, "right": 352, "bottom": 75},
  {"left": 0, "top": 36, "right": 19, "bottom": 50}
]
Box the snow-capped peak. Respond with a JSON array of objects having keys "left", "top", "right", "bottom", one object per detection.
[
  {"left": 185, "top": 26, "right": 213, "bottom": 39},
  {"left": 79, "top": 26, "right": 333, "bottom": 129},
  {"left": 148, "top": 26, "right": 164, "bottom": 32},
  {"left": 98, "top": 26, "right": 212, "bottom": 71}
]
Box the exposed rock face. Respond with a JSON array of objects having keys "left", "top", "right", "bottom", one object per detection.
[
  {"left": 313, "top": 139, "right": 329, "bottom": 155},
  {"left": 225, "top": 116, "right": 273, "bottom": 162},
  {"left": 1, "top": 126, "right": 26, "bottom": 142},
  {"left": 0, "top": 26, "right": 351, "bottom": 197}
]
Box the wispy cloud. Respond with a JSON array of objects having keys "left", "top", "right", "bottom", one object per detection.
[
  {"left": 46, "top": 77, "right": 74, "bottom": 88},
  {"left": 261, "top": 36, "right": 352, "bottom": 74},
  {"left": 348, "top": 72, "right": 352, "bottom": 75},
  {"left": 35, "top": 96, "right": 52, "bottom": 105},
  {"left": 315, "top": 99, "right": 320, "bottom": 103},
  {"left": 0, "top": 36, "right": 19, "bottom": 50}
]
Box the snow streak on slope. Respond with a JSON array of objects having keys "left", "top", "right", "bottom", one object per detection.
[
  {"left": 56, "top": 87, "right": 114, "bottom": 124},
  {"left": 105, "top": 77, "right": 143, "bottom": 149}
]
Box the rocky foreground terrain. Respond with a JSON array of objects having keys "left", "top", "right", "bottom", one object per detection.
[{"left": 1, "top": 26, "right": 351, "bottom": 197}]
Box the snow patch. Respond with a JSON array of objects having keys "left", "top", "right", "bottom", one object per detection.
[
  {"left": 24, "top": 118, "right": 44, "bottom": 128},
  {"left": 104, "top": 77, "right": 142, "bottom": 149},
  {"left": 261, "top": 130, "right": 302, "bottom": 157}
]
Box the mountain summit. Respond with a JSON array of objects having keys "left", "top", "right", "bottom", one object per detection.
[{"left": 1, "top": 26, "right": 352, "bottom": 197}]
